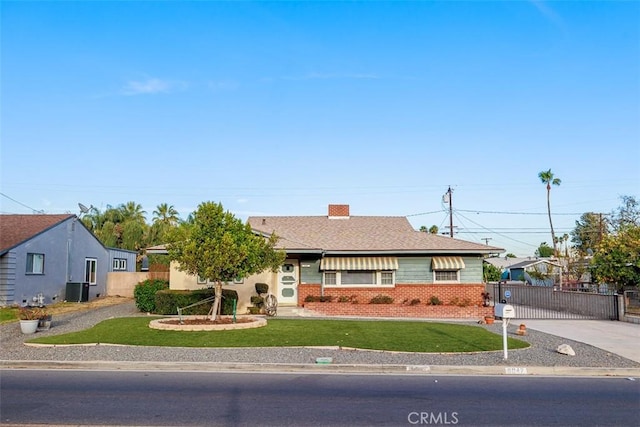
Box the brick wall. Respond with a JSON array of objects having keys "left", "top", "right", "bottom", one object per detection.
[{"left": 298, "top": 283, "right": 493, "bottom": 319}]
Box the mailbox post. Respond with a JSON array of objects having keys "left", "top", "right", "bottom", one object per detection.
[{"left": 495, "top": 303, "right": 515, "bottom": 359}]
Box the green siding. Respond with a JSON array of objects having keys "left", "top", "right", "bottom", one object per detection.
[{"left": 296, "top": 256, "right": 483, "bottom": 285}]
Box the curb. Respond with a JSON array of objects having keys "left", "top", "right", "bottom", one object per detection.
[{"left": 2, "top": 360, "right": 639, "bottom": 378}]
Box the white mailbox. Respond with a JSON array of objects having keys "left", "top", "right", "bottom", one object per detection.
[{"left": 495, "top": 303, "right": 515, "bottom": 318}]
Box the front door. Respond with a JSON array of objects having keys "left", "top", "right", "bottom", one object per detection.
[{"left": 277, "top": 260, "right": 298, "bottom": 305}]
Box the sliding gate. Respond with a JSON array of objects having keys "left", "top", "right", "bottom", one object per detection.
[{"left": 490, "top": 283, "right": 618, "bottom": 320}]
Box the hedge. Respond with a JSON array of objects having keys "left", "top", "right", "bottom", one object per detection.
[
  {"left": 133, "top": 279, "right": 170, "bottom": 313},
  {"left": 154, "top": 288, "right": 239, "bottom": 315}
]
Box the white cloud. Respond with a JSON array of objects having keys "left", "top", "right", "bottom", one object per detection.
[{"left": 121, "top": 78, "right": 187, "bottom": 96}]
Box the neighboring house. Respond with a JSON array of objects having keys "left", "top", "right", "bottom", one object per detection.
[
  {"left": 484, "top": 256, "right": 562, "bottom": 286},
  {"left": 0, "top": 214, "right": 136, "bottom": 307}
]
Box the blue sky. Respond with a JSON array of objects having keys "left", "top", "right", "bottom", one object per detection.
[{"left": 1, "top": 1, "right": 639, "bottom": 256}]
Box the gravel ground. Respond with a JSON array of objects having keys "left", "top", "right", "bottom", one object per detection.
[{"left": 1, "top": 301, "right": 638, "bottom": 368}]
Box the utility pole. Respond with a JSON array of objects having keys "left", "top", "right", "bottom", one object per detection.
[
  {"left": 443, "top": 186, "right": 454, "bottom": 237},
  {"left": 482, "top": 237, "right": 492, "bottom": 245}
]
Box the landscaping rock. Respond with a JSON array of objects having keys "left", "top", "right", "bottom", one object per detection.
[{"left": 557, "top": 344, "right": 576, "bottom": 356}]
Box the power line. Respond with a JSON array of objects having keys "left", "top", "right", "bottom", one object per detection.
[{"left": 0, "top": 192, "right": 43, "bottom": 213}]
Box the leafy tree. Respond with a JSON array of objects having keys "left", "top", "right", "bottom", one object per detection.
[
  {"left": 571, "top": 212, "right": 608, "bottom": 256},
  {"left": 505, "top": 253, "right": 516, "bottom": 258},
  {"left": 538, "top": 169, "right": 561, "bottom": 257},
  {"left": 165, "top": 201, "right": 286, "bottom": 319},
  {"left": 610, "top": 195, "right": 639, "bottom": 232},
  {"left": 419, "top": 225, "right": 439, "bottom": 234},
  {"left": 535, "top": 242, "right": 554, "bottom": 258},
  {"left": 483, "top": 262, "right": 502, "bottom": 282},
  {"left": 590, "top": 225, "right": 640, "bottom": 291},
  {"left": 153, "top": 203, "right": 180, "bottom": 226}
]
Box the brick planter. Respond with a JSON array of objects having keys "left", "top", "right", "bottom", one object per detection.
[{"left": 303, "top": 302, "right": 493, "bottom": 319}]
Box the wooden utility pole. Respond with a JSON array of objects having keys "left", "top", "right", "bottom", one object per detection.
[{"left": 443, "top": 186, "right": 454, "bottom": 237}]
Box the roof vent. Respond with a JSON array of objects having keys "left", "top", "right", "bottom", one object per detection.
[{"left": 328, "top": 204, "right": 350, "bottom": 219}]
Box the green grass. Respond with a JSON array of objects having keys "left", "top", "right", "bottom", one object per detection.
[
  {"left": 0, "top": 307, "right": 19, "bottom": 324},
  {"left": 27, "top": 318, "right": 530, "bottom": 353}
]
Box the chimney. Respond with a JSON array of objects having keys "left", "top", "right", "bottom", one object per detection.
[{"left": 328, "top": 204, "right": 350, "bottom": 219}]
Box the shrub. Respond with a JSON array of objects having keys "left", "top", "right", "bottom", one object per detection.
[
  {"left": 410, "top": 298, "right": 421, "bottom": 306},
  {"left": 134, "top": 279, "right": 169, "bottom": 313},
  {"left": 255, "top": 283, "right": 269, "bottom": 295},
  {"left": 304, "top": 295, "right": 334, "bottom": 303},
  {"left": 153, "top": 288, "right": 238, "bottom": 315},
  {"left": 370, "top": 294, "right": 394, "bottom": 304},
  {"left": 428, "top": 295, "right": 443, "bottom": 306},
  {"left": 250, "top": 296, "right": 264, "bottom": 307},
  {"left": 337, "top": 295, "right": 351, "bottom": 303}
]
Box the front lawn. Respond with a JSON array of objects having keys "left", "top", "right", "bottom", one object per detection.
[{"left": 27, "top": 318, "right": 529, "bottom": 353}]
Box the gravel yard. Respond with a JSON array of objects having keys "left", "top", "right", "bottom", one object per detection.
[{"left": 1, "top": 300, "right": 638, "bottom": 369}]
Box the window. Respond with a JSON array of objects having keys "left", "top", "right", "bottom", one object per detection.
[
  {"left": 85, "top": 258, "right": 97, "bottom": 285},
  {"left": 26, "top": 253, "right": 44, "bottom": 274},
  {"left": 112, "top": 258, "right": 127, "bottom": 271},
  {"left": 434, "top": 270, "right": 459, "bottom": 282},
  {"left": 323, "top": 270, "right": 394, "bottom": 286}
]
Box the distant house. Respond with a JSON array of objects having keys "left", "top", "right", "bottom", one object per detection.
[
  {"left": 0, "top": 214, "right": 136, "bottom": 307},
  {"left": 484, "top": 256, "right": 562, "bottom": 286},
  {"left": 159, "top": 204, "right": 504, "bottom": 317}
]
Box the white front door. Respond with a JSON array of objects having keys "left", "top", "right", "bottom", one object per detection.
[{"left": 277, "top": 260, "right": 298, "bottom": 305}]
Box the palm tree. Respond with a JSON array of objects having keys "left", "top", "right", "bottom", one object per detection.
[
  {"left": 538, "top": 169, "right": 561, "bottom": 257},
  {"left": 119, "top": 201, "right": 146, "bottom": 223},
  {"left": 153, "top": 203, "right": 180, "bottom": 226}
]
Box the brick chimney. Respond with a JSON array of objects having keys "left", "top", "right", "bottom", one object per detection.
[{"left": 328, "top": 204, "right": 350, "bottom": 218}]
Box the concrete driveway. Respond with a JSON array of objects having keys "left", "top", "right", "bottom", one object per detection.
[{"left": 524, "top": 319, "right": 640, "bottom": 363}]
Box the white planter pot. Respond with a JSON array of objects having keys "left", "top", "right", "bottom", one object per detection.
[{"left": 19, "top": 319, "right": 39, "bottom": 334}]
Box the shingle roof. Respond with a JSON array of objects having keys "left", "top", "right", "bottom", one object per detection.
[
  {"left": 247, "top": 215, "right": 503, "bottom": 254},
  {"left": 0, "top": 214, "right": 74, "bottom": 254}
]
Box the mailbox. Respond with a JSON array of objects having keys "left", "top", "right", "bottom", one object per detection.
[{"left": 495, "top": 303, "right": 515, "bottom": 318}]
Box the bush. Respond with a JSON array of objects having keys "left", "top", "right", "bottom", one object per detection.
[
  {"left": 370, "top": 294, "right": 394, "bottom": 304},
  {"left": 153, "top": 288, "right": 238, "bottom": 315},
  {"left": 134, "top": 279, "right": 169, "bottom": 313},
  {"left": 250, "top": 296, "right": 264, "bottom": 307},
  {"left": 304, "top": 295, "right": 334, "bottom": 303},
  {"left": 410, "top": 298, "right": 421, "bottom": 306},
  {"left": 255, "top": 283, "right": 269, "bottom": 295},
  {"left": 428, "top": 295, "right": 443, "bottom": 306},
  {"left": 337, "top": 295, "right": 351, "bottom": 303}
]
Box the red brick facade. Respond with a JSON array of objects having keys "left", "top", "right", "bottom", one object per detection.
[
  {"left": 328, "top": 204, "right": 350, "bottom": 217},
  {"left": 298, "top": 283, "right": 493, "bottom": 319}
]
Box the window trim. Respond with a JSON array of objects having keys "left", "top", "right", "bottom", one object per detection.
[
  {"left": 26, "top": 253, "right": 45, "bottom": 275},
  {"left": 85, "top": 258, "right": 98, "bottom": 285},
  {"left": 112, "top": 258, "right": 127, "bottom": 271},
  {"left": 323, "top": 270, "right": 395, "bottom": 287},
  {"left": 433, "top": 270, "right": 460, "bottom": 283}
]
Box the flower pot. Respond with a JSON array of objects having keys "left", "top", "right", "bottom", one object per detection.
[
  {"left": 37, "top": 315, "right": 52, "bottom": 331},
  {"left": 20, "top": 319, "right": 39, "bottom": 334},
  {"left": 484, "top": 316, "right": 495, "bottom": 325}
]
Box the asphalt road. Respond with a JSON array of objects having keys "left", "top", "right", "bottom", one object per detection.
[{"left": 2, "top": 370, "right": 638, "bottom": 426}]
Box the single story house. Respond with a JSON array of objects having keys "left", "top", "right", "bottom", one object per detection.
[
  {"left": 159, "top": 204, "right": 504, "bottom": 318},
  {"left": 0, "top": 214, "right": 137, "bottom": 306}
]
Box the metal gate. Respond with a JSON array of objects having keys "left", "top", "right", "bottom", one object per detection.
[{"left": 490, "top": 283, "right": 618, "bottom": 320}]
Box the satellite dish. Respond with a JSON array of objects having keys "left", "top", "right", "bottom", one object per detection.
[{"left": 78, "top": 203, "right": 89, "bottom": 214}]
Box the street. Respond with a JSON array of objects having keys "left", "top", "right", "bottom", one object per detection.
[{"left": 1, "top": 369, "right": 638, "bottom": 426}]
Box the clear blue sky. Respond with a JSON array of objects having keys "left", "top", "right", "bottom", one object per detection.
[{"left": 1, "top": 1, "right": 638, "bottom": 256}]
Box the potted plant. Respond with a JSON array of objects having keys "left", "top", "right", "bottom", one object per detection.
[
  {"left": 484, "top": 315, "right": 495, "bottom": 325},
  {"left": 18, "top": 306, "right": 47, "bottom": 334}
]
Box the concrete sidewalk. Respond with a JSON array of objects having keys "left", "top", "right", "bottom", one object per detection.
[{"left": 523, "top": 319, "right": 640, "bottom": 363}]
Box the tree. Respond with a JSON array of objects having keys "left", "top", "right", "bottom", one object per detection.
[
  {"left": 419, "top": 225, "right": 439, "bottom": 234},
  {"left": 590, "top": 225, "right": 640, "bottom": 291},
  {"left": 165, "top": 201, "right": 286, "bottom": 319},
  {"left": 535, "top": 242, "right": 554, "bottom": 258},
  {"left": 538, "top": 169, "right": 561, "bottom": 257},
  {"left": 153, "top": 203, "right": 180, "bottom": 226},
  {"left": 571, "top": 212, "right": 608, "bottom": 256},
  {"left": 483, "top": 262, "right": 502, "bottom": 282},
  {"left": 610, "top": 195, "right": 639, "bottom": 232}
]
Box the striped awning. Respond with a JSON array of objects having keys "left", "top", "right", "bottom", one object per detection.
[
  {"left": 320, "top": 257, "right": 398, "bottom": 271},
  {"left": 431, "top": 256, "right": 465, "bottom": 270}
]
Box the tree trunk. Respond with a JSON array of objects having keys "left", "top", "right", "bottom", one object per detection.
[
  {"left": 209, "top": 282, "right": 223, "bottom": 321},
  {"left": 547, "top": 184, "right": 557, "bottom": 257}
]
